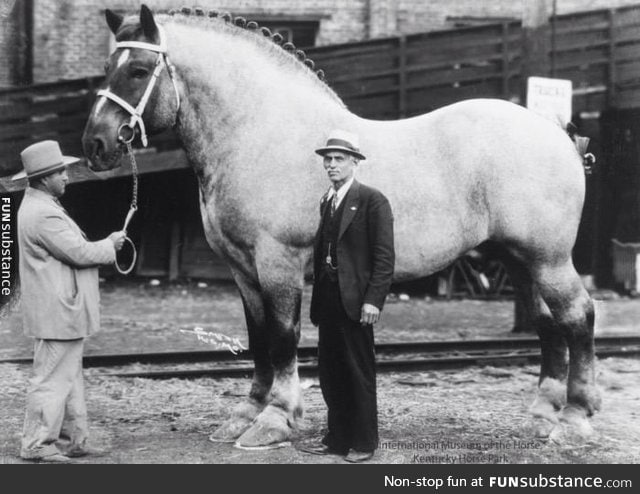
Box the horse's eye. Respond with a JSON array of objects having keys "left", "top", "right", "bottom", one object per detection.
[
  {"left": 104, "top": 62, "right": 110, "bottom": 74},
  {"left": 130, "top": 67, "right": 149, "bottom": 79}
]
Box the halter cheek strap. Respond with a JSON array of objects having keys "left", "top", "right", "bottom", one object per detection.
[{"left": 97, "top": 25, "right": 180, "bottom": 147}]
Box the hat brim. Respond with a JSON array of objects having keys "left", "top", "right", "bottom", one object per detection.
[
  {"left": 315, "top": 146, "right": 366, "bottom": 161},
  {"left": 12, "top": 155, "right": 80, "bottom": 181}
]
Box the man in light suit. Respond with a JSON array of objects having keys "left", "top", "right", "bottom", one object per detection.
[
  {"left": 14, "top": 140, "right": 125, "bottom": 462},
  {"left": 304, "top": 130, "right": 395, "bottom": 463}
]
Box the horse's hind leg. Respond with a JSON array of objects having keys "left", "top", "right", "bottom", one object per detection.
[
  {"left": 209, "top": 269, "right": 274, "bottom": 443},
  {"left": 503, "top": 256, "right": 568, "bottom": 437},
  {"left": 533, "top": 259, "right": 601, "bottom": 442}
]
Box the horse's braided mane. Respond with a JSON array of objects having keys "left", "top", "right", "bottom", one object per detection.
[{"left": 156, "top": 6, "right": 344, "bottom": 106}]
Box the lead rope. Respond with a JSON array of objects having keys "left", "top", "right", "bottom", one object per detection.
[{"left": 114, "top": 137, "right": 139, "bottom": 275}]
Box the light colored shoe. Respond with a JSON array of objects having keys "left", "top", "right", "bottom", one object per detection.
[
  {"left": 64, "top": 445, "right": 107, "bottom": 458},
  {"left": 21, "top": 452, "right": 71, "bottom": 463}
]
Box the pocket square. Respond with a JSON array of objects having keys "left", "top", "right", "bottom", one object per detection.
[{"left": 350, "top": 206, "right": 357, "bottom": 210}]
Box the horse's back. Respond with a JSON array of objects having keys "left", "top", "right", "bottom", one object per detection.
[{"left": 355, "top": 99, "right": 585, "bottom": 279}]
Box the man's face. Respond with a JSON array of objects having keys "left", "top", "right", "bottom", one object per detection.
[
  {"left": 323, "top": 151, "right": 357, "bottom": 189},
  {"left": 42, "top": 168, "right": 69, "bottom": 198}
]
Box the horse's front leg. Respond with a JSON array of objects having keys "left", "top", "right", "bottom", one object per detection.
[
  {"left": 234, "top": 240, "right": 307, "bottom": 449},
  {"left": 209, "top": 269, "right": 273, "bottom": 443}
]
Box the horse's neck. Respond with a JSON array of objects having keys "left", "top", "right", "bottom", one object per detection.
[{"left": 167, "top": 23, "right": 348, "bottom": 182}]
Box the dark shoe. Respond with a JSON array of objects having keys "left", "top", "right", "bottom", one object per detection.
[
  {"left": 298, "top": 443, "right": 344, "bottom": 456},
  {"left": 344, "top": 449, "right": 374, "bottom": 463},
  {"left": 64, "top": 445, "right": 107, "bottom": 458}
]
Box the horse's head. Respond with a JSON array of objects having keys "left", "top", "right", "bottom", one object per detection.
[{"left": 82, "top": 5, "right": 180, "bottom": 171}]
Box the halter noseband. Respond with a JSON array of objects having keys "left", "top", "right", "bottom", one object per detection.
[{"left": 97, "top": 25, "right": 180, "bottom": 147}]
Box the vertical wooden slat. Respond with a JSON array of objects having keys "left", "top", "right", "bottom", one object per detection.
[
  {"left": 608, "top": 9, "right": 617, "bottom": 107},
  {"left": 501, "top": 22, "right": 510, "bottom": 99},
  {"left": 398, "top": 35, "right": 407, "bottom": 118},
  {"left": 169, "top": 219, "right": 181, "bottom": 281}
]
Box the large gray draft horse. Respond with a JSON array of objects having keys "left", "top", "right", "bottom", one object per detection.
[{"left": 82, "top": 5, "right": 599, "bottom": 448}]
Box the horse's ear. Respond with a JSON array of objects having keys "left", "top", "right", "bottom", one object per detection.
[
  {"left": 140, "top": 4, "right": 159, "bottom": 40},
  {"left": 105, "top": 9, "right": 123, "bottom": 34}
]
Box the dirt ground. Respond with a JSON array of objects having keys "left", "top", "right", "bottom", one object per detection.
[{"left": 1, "top": 280, "right": 639, "bottom": 464}]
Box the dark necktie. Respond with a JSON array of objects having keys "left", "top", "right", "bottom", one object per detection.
[{"left": 330, "top": 193, "right": 338, "bottom": 217}]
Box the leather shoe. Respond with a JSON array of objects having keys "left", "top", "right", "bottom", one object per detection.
[
  {"left": 298, "top": 443, "right": 344, "bottom": 456},
  {"left": 344, "top": 449, "right": 374, "bottom": 463},
  {"left": 64, "top": 445, "right": 107, "bottom": 458},
  {"left": 23, "top": 453, "right": 71, "bottom": 463}
]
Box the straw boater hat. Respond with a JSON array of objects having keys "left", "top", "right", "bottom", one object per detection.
[
  {"left": 12, "top": 140, "right": 80, "bottom": 181},
  {"left": 315, "top": 129, "right": 366, "bottom": 161}
]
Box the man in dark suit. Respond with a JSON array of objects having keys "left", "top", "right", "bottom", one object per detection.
[{"left": 304, "top": 130, "right": 395, "bottom": 463}]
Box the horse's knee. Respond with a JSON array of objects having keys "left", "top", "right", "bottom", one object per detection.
[{"left": 263, "top": 287, "right": 302, "bottom": 368}]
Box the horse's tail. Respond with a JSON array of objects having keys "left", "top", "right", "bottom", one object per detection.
[{"left": 566, "top": 122, "right": 596, "bottom": 176}]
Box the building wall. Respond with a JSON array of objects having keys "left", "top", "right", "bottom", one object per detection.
[
  {"left": 0, "top": 0, "right": 21, "bottom": 87},
  {"left": 8, "top": 0, "right": 640, "bottom": 83}
]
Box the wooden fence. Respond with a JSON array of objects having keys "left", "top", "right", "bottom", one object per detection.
[
  {"left": 3, "top": 5, "right": 640, "bottom": 179},
  {"left": 307, "top": 21, "right": 523, "bottom": 120},
  {"left": 552, "top": 4, "right": 640, "bottom": 113}
]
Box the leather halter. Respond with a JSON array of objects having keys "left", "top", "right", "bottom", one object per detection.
[{"left": 97, "top": 25, "right": 180, "bottom": 147}]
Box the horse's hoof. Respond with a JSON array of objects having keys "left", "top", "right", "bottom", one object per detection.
[
  {"left": 209, "top": 416, "right": 254, "bottom": 443},
  {"left": 234, "top": 406, "right": 294, "bottom": 449},
  {"left": 529, "top": 398, "right": 560, "bottom": 423},
  {"left": 530, "top": 417, "right": 557, "bottom": 439},
  {"left": 549, "top": 406, "right": 594, "bottom": 444}
]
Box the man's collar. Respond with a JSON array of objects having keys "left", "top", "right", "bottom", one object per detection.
[
  {"left": 25, "top": 187, "right": 65, "bottom": 210},
  {"left": 25, "top": 186, "right": 55, "bottom": 202},
  {"left": 327, "top": 176, "right": 356, "bottom": 200}
]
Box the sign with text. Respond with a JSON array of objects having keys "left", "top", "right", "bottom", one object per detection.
[{"left": 526, "top": 76, "right": 573, "bottom": 127}]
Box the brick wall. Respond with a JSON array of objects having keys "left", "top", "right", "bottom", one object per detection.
[{"left": 15, "top": 0, "right": 640, "bottom": 83}]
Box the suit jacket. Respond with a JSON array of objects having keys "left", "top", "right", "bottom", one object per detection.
[
  {"left": 17, "top": 187, "right": 116, "bottom": 339},
  {"left": 310, "top": 180, "right": 395, "bottom": 324}
]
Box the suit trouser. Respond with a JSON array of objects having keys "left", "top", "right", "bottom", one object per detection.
[
  {"left": 317, "top": 274, "right": 378, "bottom": 453},
  {"left": 21, "top": 338, "right": 88, "bottom": 459}
]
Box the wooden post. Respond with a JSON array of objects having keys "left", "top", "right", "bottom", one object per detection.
[
  {"left": 501, "top": 22, "right": 510, "bottom": 99},
  {"left": 607, "top": 9, "right": 617, "bottom": 108},
  {"left": 13, "top": 0, "right": 33, "bottom": 85},
  {"left": 521, "top": 0, "right": 551, "bottom": 100},
  {"left": 168, "top": 220, "right": 181, "bottom": 281},
  {"left": 398, "top": 35, "right": 407, "bottom": 118}
]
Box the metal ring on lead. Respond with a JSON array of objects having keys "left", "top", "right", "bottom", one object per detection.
[
  {"left": 117, "top": 122, "right": 136, "bottom": 144},
  {"left": 114, "top": 236, "right": 137, "bottom": 275}
]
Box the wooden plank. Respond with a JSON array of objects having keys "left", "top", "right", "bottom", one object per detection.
[
  {"left": 554, "top": 20, "right": 610, "bottom": 36},
  {"left": 554, "top": 29, "right": 610, "bottom": 51},
  {"left": 0, "top": 114, "right": 88, "bottom": 141},
  {"left": 613, "top": 43, "right": 640, "bottom": 63},
  {"left": 0, "top": 149, "right": 189, "bottom": 193},
  {"left": 0, "top": 77, "right": 101, "bottom": 98},
  {"left": 617, "top": 59, "right": 640, "bottom": 84},
  {"left": 406, "top": 44, "right": 505, "bottom": 66},
  {"left": 406, "top": 62, "right": 505, "bottom": 88},
  {"left": 553, "top": 48, "right": 609, "bottom": 70},
  {"left": 406, "top": 79, "right": 504, "bottom": 113},
  {"left": 0, "top": 95, "right": 90, "bottom": 123},
  {"left": 614, "top": 26, "right": 640, "bottom": 46},
  {"left": 613, "top": 7, "right": 640, "bottom": 27}
]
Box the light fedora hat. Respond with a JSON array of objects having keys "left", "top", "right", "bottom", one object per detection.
[
  {"left": 315, "top": 129, "right": 366, "bottom": 161},
  {"left": 12, "top": 140, "right": 80, "bottom": 181}
]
